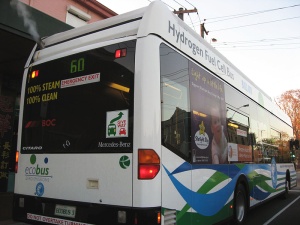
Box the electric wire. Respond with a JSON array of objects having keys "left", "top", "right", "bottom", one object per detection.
[
  {"left": 205, "top": 4, "right": 300, "bottom": 23},
  {"left": 188, "top": 14, "right": 196, "bottom": 31},
  {"left": 162, "top": 0, "right": 176, "bottom": 10},
  {"left": 183, "top": 0, "right": 196, "bottom": 8},
  {"left": 212, "top": 36, "right": 300, "bottom": 45},
  {"left": 172, "top": 0, "right": 185, "bottom": 8},
  {"left": 163, "top": 0, "right": 299, "bottom": 51},
  {"left": 216, "top": 46, "right": 300, "bottom": 51},
  {"left": 210, "top": 16, "right": 300, "bottom": 32},
  {"left": 212, "top": 36, "right": 300, "bottom": 50}
]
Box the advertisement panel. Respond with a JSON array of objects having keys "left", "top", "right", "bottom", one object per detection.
[
  {"left": 189, "top": 62, "right": 228, "bottom": 164},
  {"left": 228, "top": 143, "right": 252, "bottom": 162}
]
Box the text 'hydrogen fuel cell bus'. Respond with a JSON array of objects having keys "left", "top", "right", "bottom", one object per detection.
[{"left": 14, "top": 1, "right": 297, "bottom": 225}]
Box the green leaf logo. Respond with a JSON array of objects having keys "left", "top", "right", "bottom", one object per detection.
[{"left": 119, "top": 155, "right": 130, "bottom": 169}]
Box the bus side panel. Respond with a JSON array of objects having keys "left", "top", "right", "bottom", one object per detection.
[
  {"left": 132, "top": 36, "right": 162, "bottom": 208},
  {"left": 191, "top": 165, "right": 231, "bottom": 225},
  {"left": 249, "top": 162, "right": 296, "bottom": 208},
  {"left": 162, "top": 157, "right": 232, "bottom": 225},
  {"left": 161, "top": 146, "right": 192, "bottom": 225},
  {"left": 161, "top": 157, "right": 297, "bottom": 225}
]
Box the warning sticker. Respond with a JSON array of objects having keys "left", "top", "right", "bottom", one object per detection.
[
  {"left": 61, "top": 73, "right": 100, "bottom": 89},
  {"left": 106, "top": 110, "right": 128, "bottom": 138}
]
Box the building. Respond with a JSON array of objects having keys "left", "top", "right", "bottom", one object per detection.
[{"left": 20, "top": 0, "right": 117, "bottom": 27}]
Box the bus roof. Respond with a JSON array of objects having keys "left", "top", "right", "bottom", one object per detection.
[{"left": 35, "top": 1, "right": 291, "bottom": 126}]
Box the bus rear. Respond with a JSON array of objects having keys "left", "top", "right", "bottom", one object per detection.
[{"left": 13, "top": 37, "right": 159, "bottom": 224}]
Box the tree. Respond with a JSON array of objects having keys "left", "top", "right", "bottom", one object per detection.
[{"left": 277, "top": 89, "right": 300, "bottom": 139}]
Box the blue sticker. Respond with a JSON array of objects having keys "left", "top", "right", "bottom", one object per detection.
[{"left": 35, "top": 182, "right": 44, "bottom": 197}]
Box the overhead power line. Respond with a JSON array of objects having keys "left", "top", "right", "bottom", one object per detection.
[
  {"left": 183, "top": 0, "right": 196, "bottom": 8},
  {"left": 205, "top": 4, "right": 300, "bottom": 23},
  {"left": 209, "top": 34, "right": 300, "bottom": 51},
  {"left": 212, "top": 36, "right": 300, "bottom": 45},
  {"left": 215, "top": 46, "right": 300, "bottom": 51},
  {"left": 215, "top": 42, "right": 300, "bottom": 48},
  {"left": 210, "top": 16, "right": 300, "bottom": 32},
  {"left": 161, "top": 0, "right": 176, "bottom": 10},
  {"left": 172, "top": 0, "right": 185, "bottom": 8}
]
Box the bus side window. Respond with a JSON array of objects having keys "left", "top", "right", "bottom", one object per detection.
[{"left": 160, "top": 43, "right": 191, "bottom": 161}]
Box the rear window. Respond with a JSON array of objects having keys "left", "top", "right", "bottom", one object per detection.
[{"left": 21, "top": 40, "right": 135, "bottom": 153}]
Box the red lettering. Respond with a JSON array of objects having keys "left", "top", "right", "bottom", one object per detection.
[
  {"left": 88, "top": 74, "right": 99, "bottom": 80},
  {"left": 61, "top": 80, "right": 68, "bottom": 86},
  {"left": 42, "top": 119, "right": 56, "bottom": 127},
  {"left": 117, "top": 120, "right": 126, "bottom": 128}
]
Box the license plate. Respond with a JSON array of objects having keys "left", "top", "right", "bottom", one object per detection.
[{"left": 54, "top": 204, "right": 76, "bottom": 218}]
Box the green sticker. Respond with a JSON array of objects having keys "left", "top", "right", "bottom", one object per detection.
[
  {"left": 119, "top": 155, "right": 130, "bottom": 169},
  {"left": 30, "top": 154, "right": 36, "bottom": 164}
]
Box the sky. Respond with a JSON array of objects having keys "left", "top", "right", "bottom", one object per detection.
[{"left": 98, "top": 0, "right": 300, "bottom": 100}]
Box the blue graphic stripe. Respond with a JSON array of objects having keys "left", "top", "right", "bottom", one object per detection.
[
  {"left": 164, "top": 162, "right": 294, "bottom": 216},
  {"left": 163, "top": 165, "right": 253, "bottom": 216},
  {"left": 252, "top": 186, "right": 271, "bottom": 200}
]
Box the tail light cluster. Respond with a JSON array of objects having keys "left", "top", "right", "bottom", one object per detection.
[
  {"left": 138, "top": 149, "right": 160, "bottom": 179},
  {"left": 115, "top": 48, "right": 127, "bottom": 58},
  {"left": 15, "top": 151, "right": 19, "bottom": 173}
]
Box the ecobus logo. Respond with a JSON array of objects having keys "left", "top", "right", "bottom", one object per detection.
[{"left": 25, "top": 154, "right": 50, "bottom": 176}]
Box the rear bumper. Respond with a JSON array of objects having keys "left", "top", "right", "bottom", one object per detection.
[{"left": 13, "top": 194, "right": 161, "bottom": 225}]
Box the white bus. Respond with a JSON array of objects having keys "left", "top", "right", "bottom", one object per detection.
[{"left": 14, "top": 1, "right": 297, "bottom": 225}]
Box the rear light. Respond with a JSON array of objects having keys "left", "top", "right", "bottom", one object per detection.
[
  {"left": 139, "top": 165, "right": 160, "bottom": 179},
  {"left": 134, "top": 213, "right": 138, "bottom": 225},
  {"left": 157, "top": 212, "right": 161, "bottom": 224},
  {"left": 15, "top": 151, "right": 19, "bottom": 173},
  {"left": 115, "top": 48, "right": 127, "bottom": 58},
  {"left": 31, "top": 70, "right": 39, "bottom": 78},
  {"left": 138, "top": 149, "right": 160, "bottom": 179}
]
